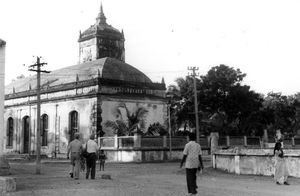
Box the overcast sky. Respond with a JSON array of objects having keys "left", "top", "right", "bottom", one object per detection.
[{"left": 1, "top": 0, "right": 300, "bottom": 96}]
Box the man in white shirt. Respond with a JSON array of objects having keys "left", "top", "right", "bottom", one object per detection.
[
  {"left": 180, "top": 132, "right": 203, "bottom": 195},
  {"left": 85, "top": 134, "right": 98, "bottom": 179},
  {"left": 67, "top": 132, "right": 82, "bottom": 180}
]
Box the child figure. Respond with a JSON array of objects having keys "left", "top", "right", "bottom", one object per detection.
[{"left": 99, "top": 150, "right": 106, "bottom": 171}]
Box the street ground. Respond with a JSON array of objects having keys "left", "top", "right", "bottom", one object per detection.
[{"left": 4, "top": 160, "right": 300, "bottom": 196}]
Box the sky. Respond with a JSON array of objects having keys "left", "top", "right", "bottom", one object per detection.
[{"left": 1, "top": 0, "right": 300, "bottom": 96}]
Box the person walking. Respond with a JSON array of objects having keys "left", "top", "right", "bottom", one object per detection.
[
  {"left": 274, "top": 142, "right": 289, "bottom": 185},
  {"left": 67, "top": 133, "right": 82, "bottom": 180},
  {"left": 99, "top": 149, "right": 106, "bottom": 171},
  {"left": 180, "top": 132, "right": 204, "bottom": 196},
  {"left": 85, "top": 134, "right": 98, "bottom": 179},
  {"left": 275, "top": 129, "right": 284, "bottom": 147}
]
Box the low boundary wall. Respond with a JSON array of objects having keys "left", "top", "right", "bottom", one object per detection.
[{"left": 213, "top": 148, "right": 300, "bottom": 177}]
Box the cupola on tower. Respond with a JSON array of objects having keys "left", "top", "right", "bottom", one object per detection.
[{"left": 78, "top": 4, "right": 125, "bottom": 63}]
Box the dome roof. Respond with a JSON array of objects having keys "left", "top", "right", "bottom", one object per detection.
[{"left": 5, "top": 57, "right": 152, "bottom": 94}]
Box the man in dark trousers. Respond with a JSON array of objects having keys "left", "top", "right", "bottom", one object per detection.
[
  {"left": 180, "top": 132, "right": 204, "bottom": 195},
  {"left": 85, "top": 134, "right": 98, "bottom": 179},
  {"left": 67, "top": 132, "right": 82, "bottom": 180}
]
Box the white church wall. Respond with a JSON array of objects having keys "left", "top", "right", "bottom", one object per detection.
[
  {"left": 42, "top": 97, "right": 97, "bottom": 154},
  {"left": 4, "top": 96, "right": 97, "bottom": 155}
]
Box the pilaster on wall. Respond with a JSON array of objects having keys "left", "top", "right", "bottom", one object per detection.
[
  {"left": 234, "top": 155, "right": 240, "bottom": 175},
  {"left": 96, "top": 84, "right": 103, "bottom": 137},
  {"left": 133, "top": 134, "right": 141, "bottom": 148},
  {"left": 114, "top": 135, "right": 118, "bottom": 149},
  {"left": 212, "top": 154, "right": 216, "bottom": 168},
  {"left": 90, "top": 101, "right": 97, "bottom": 135}
]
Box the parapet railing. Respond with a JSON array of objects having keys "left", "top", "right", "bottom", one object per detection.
[
  {"left": 218, "top": 136, "right": 261, "bottom": 148},
  {"left": 99, "top": 135, "right": 212, "bottom": 150},
  {"left": 99, "top": 135, "right": 187, "bottom": 149},
  {"left": 219, "top": 136, "right": 300, "bottom": 148},
  {"left": 98, "top": 135, "right": 300, "bottom": 151}
]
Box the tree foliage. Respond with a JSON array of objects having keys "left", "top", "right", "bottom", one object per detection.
[
  {"left": 166, "top": 79, "right": 194, "bottom": 133},
  {"left": 168, "top": 64, "right": 300, "bottom": 137},
  {"left": 104, "top": 104, "right": 148, "bottom": 136},
  {"left": 144, "top": 122, "right": 168, "bottom": 136},
  {"left": 261, "top": 92, "right": 300, "bottom": 137},
  {"left": 169, "top": 64, "right": 265, "bottom": 136}
]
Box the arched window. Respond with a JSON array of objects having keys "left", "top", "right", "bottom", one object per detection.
[
  {"left": 41, "top": 114, "right": 48, "bottom": 146},
  {"left": 69, "top": 111, "right": 78, "bottom": 142},
  {"left": 23, "top": 116, "right": 30, "bottom": 153},
  {"left": 6, "top": 117, "right": 13, "bottom": 147}
]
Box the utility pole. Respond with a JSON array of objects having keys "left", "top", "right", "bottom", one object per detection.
[
  {"left": 27, "top": 56, "right": 50, "bottom": 174},
  {"left": 188, "top": 67, "right": 200, "bottom": 143}
]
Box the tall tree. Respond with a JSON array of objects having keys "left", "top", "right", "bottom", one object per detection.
[
  {"left": 198, "top": 65, "right": 263, "bottom": 135},
  {"left": 198, "top": 64, "right": 246, "bottom": 113},
  {"left": 167, "top": 77, "right": 199, "bottom": 132},
  {"left": 262, "top": 92, "right": 299, "bottom": 136},
  {"left": 169, "top": 64, "right": 264, "bottom": 136}
]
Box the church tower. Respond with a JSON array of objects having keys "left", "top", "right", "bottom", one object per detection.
[{"left": 78, "top": 4, "right": 125, "bottom": 63}]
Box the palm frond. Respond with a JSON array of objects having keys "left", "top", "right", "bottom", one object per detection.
[
  {"left": 104, "top": 120, "right": 118, "bottom": 130},
  {"left": 115, "top": 108, "right": 122, "bottom": 119},
  {"left": 115, "top": 120, "right": 128, "bottom": 130},
  {"left": 115, "top": 120, "right": 129, "bottom": 136},
  {"left": 139, "top": 119, "right": 146, "bottom": 130},
  {"left": 106, "top": 104, "right": 149, "bottom": 136},
  {"left": 136, "top": 108, "right": 149, "bottom": 119},
  {"left": 124, "top": 105, "right": 132, "bottom": 121}
]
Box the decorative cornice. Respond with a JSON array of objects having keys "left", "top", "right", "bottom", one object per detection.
[
  {"left": 5, "top": 87, "right": 166, "bottom": 108},
  {"left": 78, "top": 28, "right": 123, "bottom": 42},
  {"left": 5, "top": 78, "right": 166, "bottom": 100},
  {"left": 5, "top": 92, "right": 99, "bottom": 108}
]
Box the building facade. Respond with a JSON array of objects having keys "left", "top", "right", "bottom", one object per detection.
[
  {"left": 4, "top": 5, "right": 166, "bottom": 156},
  {"left": 0, "top": 39, "right": 6, "bottom": 155}
]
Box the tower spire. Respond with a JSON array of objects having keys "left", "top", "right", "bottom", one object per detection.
[
  {"left": 96, "top": 2, "right": 107, "bottom": 25},
  {"left": 100, "top": 3, "right": 103, "bottom": 13}
]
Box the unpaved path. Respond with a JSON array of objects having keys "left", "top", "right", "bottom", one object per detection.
[{"left": 4, "top": 161, "right": 300, "bottom": 196}]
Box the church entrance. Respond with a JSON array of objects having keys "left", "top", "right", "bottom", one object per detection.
[
  {"left": 23, "top": 116, "right": 30, "bottom": 154},
  {"left": 69, "top": 111, "right": 78, "bottom": 142}
]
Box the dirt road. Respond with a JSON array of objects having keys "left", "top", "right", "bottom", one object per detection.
[{"left": 4, "top": 161, "right": 300, "bottom": 196}]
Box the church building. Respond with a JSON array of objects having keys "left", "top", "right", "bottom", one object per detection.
[
  {"left": 0, "top": 39, "right": 6, "bottom": 155},
  {"left": 3, "top": 5, "right": 166, "bottom": 156}
]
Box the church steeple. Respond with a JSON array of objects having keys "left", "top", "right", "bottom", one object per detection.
[
  {"left": 96, "top": 3, "right": 107, "bottom": 25},
  {"left": 79, "top": 3, "right": 125, "bottom": 63}
]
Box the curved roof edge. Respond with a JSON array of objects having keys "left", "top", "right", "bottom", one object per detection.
[{"left": 5, "top": 57, "right": 156, "bottom": 94}]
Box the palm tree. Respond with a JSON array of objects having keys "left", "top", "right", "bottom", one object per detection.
[
  {"left": 144, "top": 122, "right": 167, "bottom": 136},
  {"left": 104, "top": 104, "right": 149, "bottom": 136}
]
